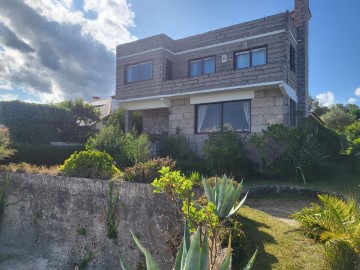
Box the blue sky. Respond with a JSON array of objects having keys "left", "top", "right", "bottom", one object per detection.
[{"left": 0, "top": 0, "right": 359, "bottom": 106}]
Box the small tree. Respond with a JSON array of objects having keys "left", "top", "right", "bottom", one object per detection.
[{"left": 321, "top": 107, "right": 355, "bottom": 133}]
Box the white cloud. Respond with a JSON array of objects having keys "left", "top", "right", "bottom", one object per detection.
[
  {"left": 316, "top": 91, "right": 335, "bottom": 107},
  {"left": 0, "top": 93, "right": 18, "bottom": 101},
  {"left": 0, "top": 0, "right": 136, "bottom": 103},
  {"left": 355, "top": 87, "right": 360, "bottom": 97},
  {"left": 348, "top": 98, "right": 357, "bottom": 104}
]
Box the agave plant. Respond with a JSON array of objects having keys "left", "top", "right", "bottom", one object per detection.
[
  {"left": 202, "top": 175, "right": 248, "bottom": 219},
  {"left": 120, "top": 223, "right": 257, "bottom": 270}
]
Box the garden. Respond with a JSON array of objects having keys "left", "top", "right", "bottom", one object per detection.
[{"left": 0, "top": 100, "right": 360, "bottom": 269}]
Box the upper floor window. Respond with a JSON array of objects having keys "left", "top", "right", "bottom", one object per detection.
[
  {"left": 235, "top": 47, "right": 267, "bottom": 69},
  {"left": 196, "top": 100, "right": 250, "bottom": 133},
  {"left": 290, "top": 44, "right": 296, "bottom": 73},
  {"left": 125, "top": 61, "right": 152, "bottom": 83},
  {"left": 190, "top": 56, "right": 215, "bottom": 77}
]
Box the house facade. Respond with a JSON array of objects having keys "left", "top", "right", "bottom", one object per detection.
[{"left": 115, "top": 0, "right": 310, "bottom": 149}]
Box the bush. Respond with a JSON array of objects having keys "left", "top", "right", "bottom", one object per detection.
[
  {"left": 2, "top": 143, "right": 84, "bottom": 166},
  {"left": 159, "top": 134, "right": 202, "bottom": 173},
  {"left": 124, "top": 132, "right": 150, "bottom": 164},
  {"left": 292, "top": 194, "right": 360, "bottom": 269},
  {"left": 0, "top": 128, "right": 15, "bottom": 161},
  {"left": 346, "top": 121, "right": 360, "bottom": 144},
  {"left": 123, "top": 157, "right": 176, "bottom": 183},
  {"left": 86, "top": 126, "right": 128, "bottom": 167},
  {"left": 86, "top": 128, "right": 150, "bottom": 168},
  {"left": 60, "top": 150, "right": 119, "bottom": 179},
  {"left": 203, "top": 130, "right": 252, "bottom": 180},
  {"left": 251, "top": 124, "right": 329, "bottom": 182}
]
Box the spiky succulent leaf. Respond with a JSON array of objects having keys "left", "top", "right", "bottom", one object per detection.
[
  {"left": 218, "top": 233, "right": 232, "bottom": 270},
  {"left": 174, "top": 239, "right": 184, "bottom": 270},
  {"left": 130, "top": 230, "right": 160, "bottom": 270},
  {"left": 215, "top": 177, "right": 220, "bottom": 205},
  {"left": 227, "top": 191, "right": 248, "bottom": 218},
  {"left": 243, "top": 248, "right": 258, "bottom": 270},
  {"left": 119, "top": 254, "right": 133, "bottom": 270},
  {"left": 217, "top": 175, "right": 228, "bottom": 214},
  {"left": 183, "top": 227, "right": 202, "bottom": 269},
  {"left": 202, "top": 177, "right": 215, "bottom": 204},
  {"left": 199, "top": 229, "right": 209, "bottom": 270}
]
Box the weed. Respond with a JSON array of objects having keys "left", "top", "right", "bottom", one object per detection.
[
  {"left": 78, "top": 251, "right": 92, "bottom": 270},
  {"left": 0, "top": 174, "right": 10, "bottom": 225},
  {"left": 105, "top": 180, "right": 119, "bottom": 239},
  {"left": 75, "top": 225, "right": 87, "bottom": 236}
]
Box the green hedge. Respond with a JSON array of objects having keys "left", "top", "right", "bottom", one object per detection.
[{"left": 2, "top": 143, "right": 84, "bottom": 166}]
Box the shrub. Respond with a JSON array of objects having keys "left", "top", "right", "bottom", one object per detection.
[
  {"left": 86, "top": 129, "right": 150, "bottom": 168},
  {"left": 86, "top": 126, "right": 128, "bottom": 167},
  {"left": 251, "top": 124, "right": 329, "bottom": 182},
  {"left": 292, "top": 194, "right": 360, "bottom": 269},
  {"left": 123, "top": 157, "right": 176, "bottom": 183},
  {"left": 158, "top": 134, "right": 203, "bottom": 174},
  {"left": 3, "top": 143, "right": 84, "bottom": 166},
  {"left": 0, "top": 128, "right": 15, "bottom": 161},
  {"left": 59, "top": 150, "right": 119, "bottom": 179},
  {"left": 203, "top": 130, "right": 251, "bottom": 180},
  {"left": 346, "top": 121, "right": 360, "bottom": 145},
  {"left": 104, "top": 108, "right": 143, "bottom": 134},
  {"left": 125, "top": 131, "right": 150, "bottom": 164}
]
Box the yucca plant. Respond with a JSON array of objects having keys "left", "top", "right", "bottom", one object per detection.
[
  {"left": 202, "top": 175, "right": 248, "bottom": 219},
  {"left": 120, "top": 223, "right": 257, "bottom": 270}
]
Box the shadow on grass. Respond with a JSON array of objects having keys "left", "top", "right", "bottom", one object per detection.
[{"left": 233, "top": 215, "right": 277, "bottom": 270}]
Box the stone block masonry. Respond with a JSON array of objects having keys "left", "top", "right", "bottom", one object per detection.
[{"left": 0, "top": 174, "right": 181, "bottom": 269}]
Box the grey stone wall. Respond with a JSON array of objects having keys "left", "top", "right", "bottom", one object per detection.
[
  {"left": 0, "top": 174, "right": 181, "bottom": 269},
  {"left": 142, "top": 108, "right": 169, "bottom": 135},
  {"left": 116, "top": 12, "right": 298, "bottom": 101},
  {"left": 294, "top": 0, "right": 310, "bottom": 116},
  {"left": 251, "top": 89, "right": 290, "bottom": 133}
]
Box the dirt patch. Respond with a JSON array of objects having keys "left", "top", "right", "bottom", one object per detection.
[{"left": 245, "top": 195, "right": 320, "bottom": 226}]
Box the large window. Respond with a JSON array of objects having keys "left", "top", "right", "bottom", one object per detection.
[
  {"left": 290, "top": 44, "right": 296, "bottom": 73},
  {"left": 196, "top": 100, "right": 251, "bottom": 133},
  {"left": 190, "top": 57, "right": 216, "bottom": 77},
  {"left": 235, "top": 47, "right": 267, "bottom": 69},
  {"left": 125, "top": 61, "right": 152, "bottom": 83}
]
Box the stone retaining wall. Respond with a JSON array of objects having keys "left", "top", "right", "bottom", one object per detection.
[{"left": 0, "top": 174, "right": 181, "bottom": 270}]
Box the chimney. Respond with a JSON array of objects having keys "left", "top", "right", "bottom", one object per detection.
[
  {"left": 294, "top": 0, "right": 311, "bottom": 117},
  {"left": 92, "top": 96, "right": 100, "bottom": 101}
]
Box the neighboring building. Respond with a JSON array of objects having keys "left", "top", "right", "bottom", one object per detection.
[
  {"left": 90, "top": 96, "right": 118, "bottom": 129},
  {"left": 115, "top": 0, "right": 310, "bottom": 150}
]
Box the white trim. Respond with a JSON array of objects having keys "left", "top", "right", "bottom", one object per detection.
[
  {"left": 119, "top": 99, "right": 169, "bottom": 110},
  {"left": 190, "top": 91, "right": 254, "bottom": 104},
  {"left": 117, "top": 81, "right": 283, "bottom": 103},
  {"left": 279, "top": 82, "right": 297, "bottom": 102},
  {"left": 289, "top": 29, "right": 298, "bottom": 45},
  {"left": 117, "top": 29, "right": 286, "bottom": 60}
]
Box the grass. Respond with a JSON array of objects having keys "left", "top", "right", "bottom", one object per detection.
[
  {"left": 0, "top": 162, "right": 59, "bottom": 175},
  {"left": 246, "top": 155, "right": 358, "bottom": 194},
  {"left": 235, "top": 207, "right": 327, "bottom": 270}
]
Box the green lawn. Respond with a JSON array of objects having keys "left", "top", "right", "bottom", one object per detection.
[
  {"left": 234, "top": 207, "right": 327, "bottom": 270},
  {"left": 246, "top": 155, "right": 359, "bottom": 194}
]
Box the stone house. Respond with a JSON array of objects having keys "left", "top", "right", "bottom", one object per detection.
[{"left": 115, "top": 0, "right": 310, "bottom": 151}]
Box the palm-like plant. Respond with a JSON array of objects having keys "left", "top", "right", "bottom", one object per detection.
[{"left": 293, "top": 194, "right": 360, "bottom": 268}]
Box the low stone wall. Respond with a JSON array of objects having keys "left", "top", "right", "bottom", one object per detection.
[{"left": 0, "top": 174, "right": 181, "bottom": 270}]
